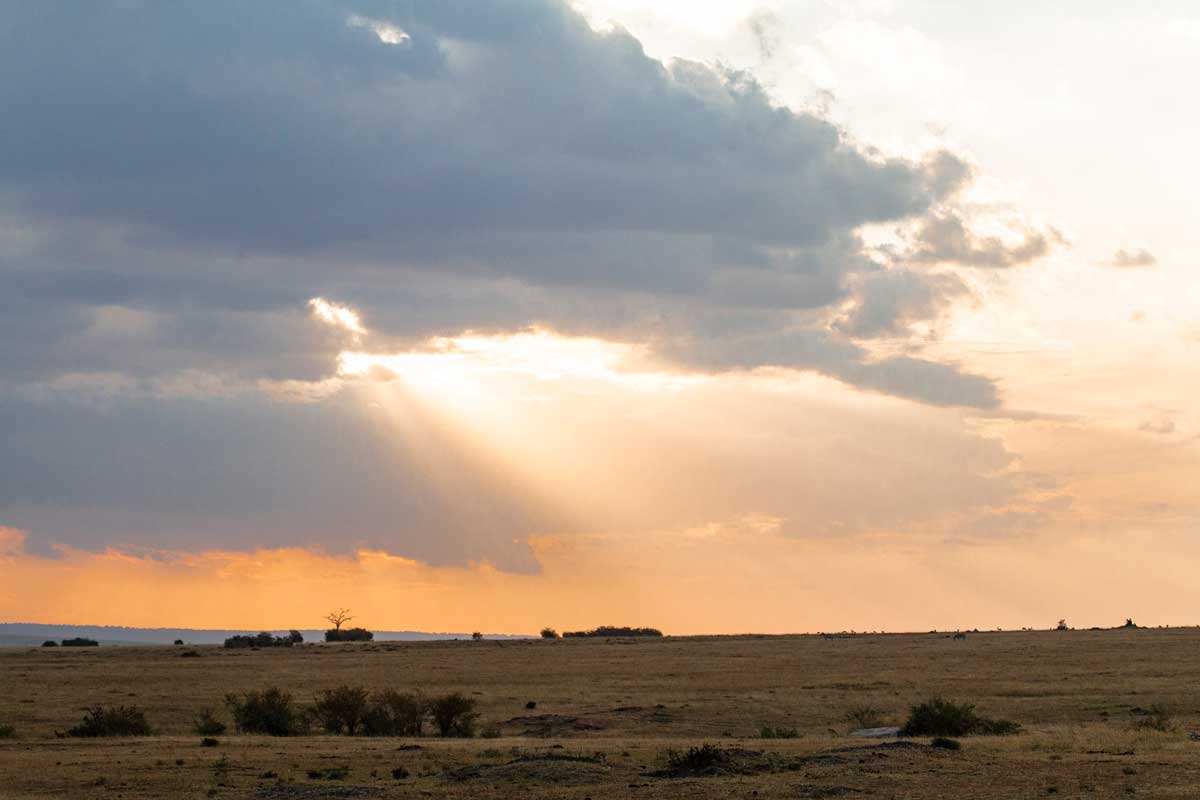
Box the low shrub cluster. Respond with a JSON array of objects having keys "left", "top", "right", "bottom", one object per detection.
[
  {"left": 41, "top": 640, "right": 57, "bottom": 647},
  {"left": 61, "top": 637, "right": 99, "bottom": 647},
  {"left": 67, "top": 706, "right": 152, "bottom": 737},
  {"left": 361, "top": 691, "right": 428, "bottom": 736},
  {"left": 193, "top": 708, "right": 227, "bottom": 736},
  {"left": 758, "top": 725, "right": 799, "bottom": 739},
  {"left": 540, "top": 627, "right": 559, "bottom": 639},
  {"left": 0, "top": 723, "right": 15, "bottom": 739},
  {"left": 223, "top": 685, "right": 476, "bottom": 737},
  {"left": 429, "top": 692, "right": 478, "bottom": 737},
  {"left": 1131, "top": 702, "right": 1174, "bottom": 732},
  {"left": 324, "top": 627, "right": 373, "bottom": 643},
  {"left": 562, "top": 626, "right": 663, "bottom": 638},
  {"left": 223, "top": 630, "right": 303, "bottom": 649},
  {"left": 225, "top": 688, "right": 306, "bottom": 736},
  {"left": 901, "top": 697, "right": 1021, "bottom": 737}
]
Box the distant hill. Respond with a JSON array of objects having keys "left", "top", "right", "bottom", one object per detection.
[{"left": 0, "top": 623, "right": 531, "bottom": 647}]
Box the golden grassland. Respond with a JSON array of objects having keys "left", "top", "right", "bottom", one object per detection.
[{"left": 2, "top": 628, "right": 1199, "bottom": 798}]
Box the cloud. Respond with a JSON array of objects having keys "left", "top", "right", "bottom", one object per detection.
[
  {"left": 1108, "top": 248, "right": 1157, "bottom": 268},
  {"left": 910, "top": 210, "right": 1062, "bottom": 268},
  {"left": 0, "top": 0, "right": 1004, "bottom": 407},
  {"left": 836, "top": 269, "right": 972, "bottom": 339}
]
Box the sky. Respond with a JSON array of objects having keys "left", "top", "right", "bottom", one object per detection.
[{"left": 1, "top": 0, "right": 1197, "bottom": 634}]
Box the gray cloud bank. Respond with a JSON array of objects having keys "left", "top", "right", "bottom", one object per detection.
[{"left": 0, "top": 1, "right": 1047, "bottom": 562}]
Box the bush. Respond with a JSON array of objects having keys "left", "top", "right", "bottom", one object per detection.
[
  {"left": 758, "top": 725, "right": 799, "bottom": 739},
  {"left": 931, "top": 736, "right": 961, "bottom": 750},
  {"left": 901, "top": 697, "right": 1020, "bottom": 737},
  {"left": 223, "top": 631, "right": 299, "bottom": 649},
  {"left": 844, "top": 703, "right": 887, "bottom": 729},
  {"left": 540, "top": 628, "right": 559, "bottom": 639},
  {"left": 310, "top": 685, "right": 371, "bottom": 735},
  {"left": 429, "top": 693, "right": 478, "bottom": 737},
  {"left": 665, "top": 744, "right": 727, "bottom": 774},
  {"left": 41, "top": 640, "right": 58, "bottom": 647},
  {"left": 561, "top": 626, "right": 663, "bottom": 638},
  {"left": 61, "top": 637, "right": 99, "bottom": 647},
  {"left": 361, "top": 691, "right": 428, "bottom": 737},
  {"left": 324, "top": 627, "right": 373, "bottom": 643},
  {"left": 200, "top": 737, "right": 219, "bottom": 747},
  {"left": 1131, "top": 703, "right": 1174, "bottom": 732},
  {"left": 67, "top": 706, "right": 152, "bottom": 737},
  {"left": 193, "top": 708, "right": 227, "bottom": 736},
  {"left": 0, "top": 724, "right": 15, "bottom": 739},
  {"left": 471, "top": 632, "right": 483, "bottom": 641},
  {"left": 225, "top": 688, "right": 305, "bottom": 736},
  {"left": 174, "top": 639, "right": 185, "bottom": 645}
]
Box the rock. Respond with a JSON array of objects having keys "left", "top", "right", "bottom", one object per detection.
[{"left": 847, "top": 726, "right": 901, "bottom": 738}]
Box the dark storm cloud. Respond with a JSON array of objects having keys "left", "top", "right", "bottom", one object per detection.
[{"left": 0, "top": 0, "right": 1022, "bottom": 561}]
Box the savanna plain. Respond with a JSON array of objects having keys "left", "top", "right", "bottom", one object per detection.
[{"left": 2, "top": 628, "right": 1199, "bottom": 799}]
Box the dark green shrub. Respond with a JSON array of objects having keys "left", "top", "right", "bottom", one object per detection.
[
  {"left": 0, "top": 724, "right": 15, "bottom": 739},
  {"left": 931, "top": 736, "right": 961, "bottom": 750},
  {"left": 193, "top": 708, "right": 227, "bottom": 736},
  {"left": 223, "top": 631, "right": 298, "bottom": 649},
  {"left": 67, "top": 706, "right": 152, "bottom": 737},
  {"left": 901, "top": 697, "right": 1020, "bottom": 737},
  {"left": 174, "top": 639, "right": 185, "bottom": 645},
  {"left": 540, "top": 628, "right": 559, "bottom": 639},
  {"left": 391, "top": 766, "right": 409, "bottom": 780},
  {"left": 562, "top": 626, "right": 663, "bottom": 638},
  {"left": 429, "top": 693, "right": 478, "bottom": 737},
  {"left": 61, "top": 637, "right": 99, "bottom": 647},
  {"left": 471, "top": 632, "right": 483, "bottom": 641},
  {"left": 1131, "top": 703, "right": 1174, "bottom": 732},
  {"left": 665, "top": 744, "right": 727, "bottom": 774},
  {"left": 310, "top": 685, "right": 370, "bottom": 735},
  {"left": 758, "top": 725, "right": 799, "bottom": 739},
  {"left": 224, "top": 688, "right": 305, "bottom": 736},
  {"left": 41, "top": 640, "right": 58, "bottom": 647},
  {"left": 324, "top": 627, "right": 373, "bottom": 643},
  {"left": 361, "top": 691, "right": 428, "bottom": 737},
  {"left": 200, "top": 737, "right": 219, "bottom": 747}
]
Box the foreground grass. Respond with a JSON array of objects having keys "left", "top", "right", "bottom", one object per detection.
[{"left": 2, "top": 628, "right": 1199, "bottom": 797}]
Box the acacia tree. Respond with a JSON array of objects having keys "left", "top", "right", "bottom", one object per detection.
[{"left": 326, "top": 608, "right": 354, "bottom": 632}]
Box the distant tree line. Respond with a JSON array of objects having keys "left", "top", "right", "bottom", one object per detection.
[
  {"left": 561, "top": 626, "right": 663, "bottom": 638},
  {"left": 223, "top": 631, "right": 303, "bottom": 649}
]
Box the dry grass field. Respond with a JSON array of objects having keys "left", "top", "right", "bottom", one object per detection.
[{"left": 2, "top": 628, "right": 1199, "bottom": 798}]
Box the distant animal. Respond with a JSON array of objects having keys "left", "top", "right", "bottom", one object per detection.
[{"left": 952, "top": 632, "right": 967, "bottom": 641}]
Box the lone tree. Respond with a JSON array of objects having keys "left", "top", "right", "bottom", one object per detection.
[
  {"left": 1056, "top": 619, "right": 1069, "bottom": 631},
  {"left": 326, "top": 608, "right": 354, "bottom": 633}
]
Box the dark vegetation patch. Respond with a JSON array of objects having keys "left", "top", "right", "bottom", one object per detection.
[
  {"left": 225, "top": 688, "right": 306, "bottom": 736},
  {"left": 844, "top": 703, "right": 888, "bottom": 729},
  {"left": 931, "top": 737, "right": 962, "bottom": 750},
  {"left": 41, "top": 640, "right": 57, "bottom": 647},
  {"left": 200, "top": 737, "right": 220, "bottom": 747},
  {"left": 194, "top": 708, "right": 227, "bottom": 736},
  {"left": 361, "top": 691, "right": 427, "bottom": 736},
  {"left": 67, "top": 706, "right": 152, "bottom": 737},
  {"left": 429, "top": 692, "right": 478, "bottom": 737},
  {"left": 562, "top": 626, "right": 663, "bottom": 638},
  {"left": 324, "top": 628, "right": 373, "bottom": 643},
  {"left": 901, "top": 697, "right": 1021, "bottom": 737},
  {"left": 0, "top": 724, "right": 15, "bottom": 739},
  {"left": 311, "top": 686, "right": 370, "bottom": 735},
  {"left": 61, "top": 637, "right": 99, "bottom": 647},
  {"left": 759, "top": 725, "right": 800, "bottom": 739},
  {"left": 224, "top": 631, "right": 303, "bottom": 649},
  {"left": 1130, "top": 703, "right": 1174, "bottom": 732}
]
